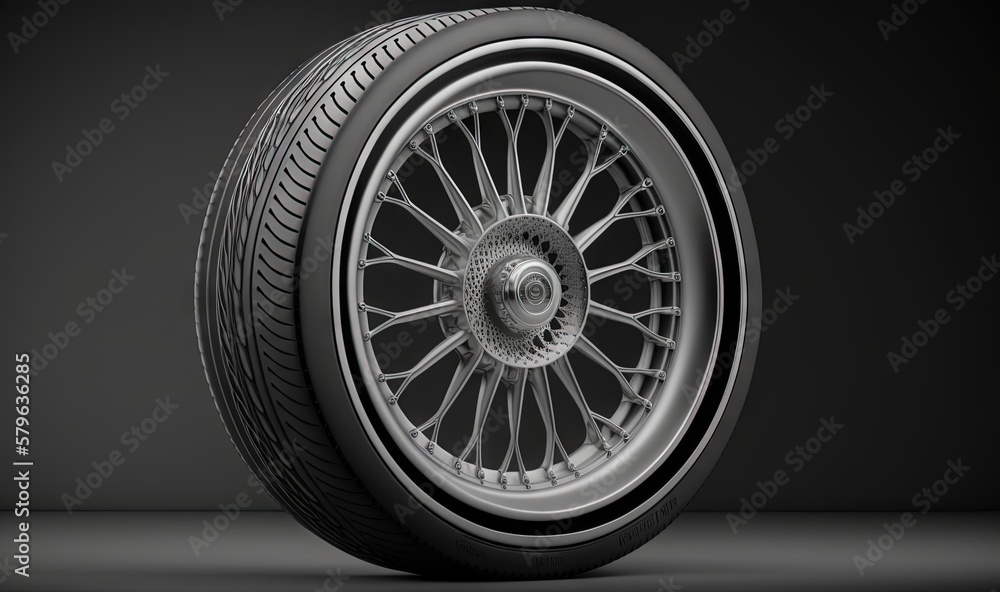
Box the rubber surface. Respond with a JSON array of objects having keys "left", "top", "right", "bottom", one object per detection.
[{"left": 196, "top": 8, "right": 760, "bottom": 579}]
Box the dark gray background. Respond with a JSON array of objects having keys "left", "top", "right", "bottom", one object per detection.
[{"left": 1, "top": 0, "right": 997, "bottom": 513}]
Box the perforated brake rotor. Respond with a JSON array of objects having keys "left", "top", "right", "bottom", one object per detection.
[{"left": 463, "top": 215, "right": 588, "bottom": 368}]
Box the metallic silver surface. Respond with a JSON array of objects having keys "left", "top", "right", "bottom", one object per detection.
[
  {"left": 465, "top": 215, "right": 587, "bottom": 368},
  {"left": 336, "top": 39, "right": 748, "bottom": 543}
]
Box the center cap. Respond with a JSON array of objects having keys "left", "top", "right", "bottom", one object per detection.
[
  {"left": 462, "top": 215, "right": 588, "bottom": 368},
  {"left": 488, "top": 258, "right": 563, "bottom": 332}
]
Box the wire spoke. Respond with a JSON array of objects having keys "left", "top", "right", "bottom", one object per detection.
[
  {"left": 575, "top": 336, "right": 658, "bottom": 410},
  {"left": 574, "top": 178, "right": 657, "bottom": 252},
  {"left": 364, "top": 299, "right": 461, "bottom": 340},
  {"left": 588, "top": 301, "right": 678, "bottom": 349},
  {"left": 359, "top": 93, "right": 681, "bottom": 484},
  {"left": 551, "top": 124, "right": 624, "bottom": 230},
  {"left": 531, "top": 100, "right": 574, "bottom": 216},
  {"left": 497, "top": 95, "right": 529, "bottom": 214},
  {"left": 408, "top": 126, "right": 484, "bottom": 236},
  {"left": 451, "top": 103, "right": 507, "bottom": 221},
  {"left": 362, "top": 236, "right": 461, "bottom": 285},
  {"left": 381, "top": 330, "right": 469, "bottom": 405},
  {"left": 550, "top": 356, "right": 613, "bottom": 453},
  {"left": 413, "top": 348, "right": 484, "bottom": 450},
  {"left": 528, "top": 367, "right": 574, "bottom": 478},
  {"left": 458, "top": 362, "right": 507, "bottom": 467},
  {"left": 498, "top": 369, "right": 529, "bottom": 486},
  {"left": 592, "top": 412, "right": 630, "bottom": 441},
  {"left": 587, "top": 239, "right": 678, "bottom": 284},
  {"left": 379, "top": 173, "right": 471, "bottom": 256}
]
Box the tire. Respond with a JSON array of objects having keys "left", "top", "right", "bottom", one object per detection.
[{"left": 196, "top": 8, "right": 760, "bottom": 579}]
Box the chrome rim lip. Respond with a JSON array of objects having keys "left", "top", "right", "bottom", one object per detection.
[{"left": 333, "top": 39, "right": 746, "bottom": 544}]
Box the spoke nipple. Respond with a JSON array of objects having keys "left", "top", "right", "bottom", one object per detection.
[
  {"left": 599, "top": 125, "right": 609, "bottom": 139},
  {"left": 567, "top": 463, "right": 576, "bottom": 472},
  {"left": 427, "top": 442, "right": 435, "bottom": 453},
  {"left": 643, "top": 177, "right": 654, "bottom": 188},
  {"left": 358, "top": 302, "right": 367, "bottom": 312},
  {"left": 525, "top": 483, "right": 531, "bottom": 490},
  {"left": 409, "top": 140, "right": 419, "bottom": 151},
  {"left": 667, "top": 340, "right": 677, "bottom": 350},
  {"left": 645, "top": 400, "right": 654, "bottom": 411},
  {"left": 358, "top": 260, "right": 367, "bottom": 269},
  {"left": 521, "top": 94, "right": 530, "bottom": 105},
  {"left": 567, "top": 105, "right": 576, "bottom": 118},
  {"left": 410, "top": 430, "right": 418, "bottom": 438},
  {"left": 548, "top": 470, "right": 556, "bottom": 480},
  {"left": 388, "top": 396, "right": 397, "bottom": 405},
  {"left": 602, "top": 442, "right": 611, "bottom": 452},
  {"left": 673, "top": 272, "right": 681, "bottom": 281},
  {"left": 455, "top": 461, "right": 462, "bottom": 470},
  {"left": 656, "top": 206, "right": 666, "bottom": 216},
  {"left": 377, "top": 373, "right": 385, "bottom": 383},
  {"left": 621, "top": 430, "right": 630, "bottom": 441},
  {"left": 545, "top": 98, "right": 553, "bottom": 111},
  {"left": 447, "top": 110, "right": 458, "bottom": 121},
  {"left": 574, "top": 471, "right": 581, "bottom": 479},
  {"left": 522, "top": 474, "right": 530, "bottom": 484},
  {"left": 363, "top": 332, "right": 371, "bottom": 342},
  {"left": 501, "top": 484, "right": 507, "bottom": 490},
  {"left": 666, "top": 237, "right": 676, "bottom": 248},
  {"left": 496, "top": 96, "right": 505, "bottom": 109},
  {"left": 658, "top": 370, "right": 667, "bottom": 380},
  {"left": 478, "top": 469, "right": 485, "bottom": 479},
  {"left": 424, "top": 123, "right": 434, "bottom": 134},
  {"left": 551, "top": 479, "right": 558, "bottom": 486},
  {"left": 619, "top": 145, "right": 629, "bottom": 156},
  {"left": 386, "top": 170, "right": 396, "bottom": 180},
  {"left": 607, "top": 450, "right": 613, "bottom": 458},
  {"left": 362, "top": 232, "right": 371, "bottom": 241},
  {"left": 500, "top": 473, "right": 508, "bottom": 485},
  {"left": 469, "top": 101, "right": 479, "bottom": 113}
]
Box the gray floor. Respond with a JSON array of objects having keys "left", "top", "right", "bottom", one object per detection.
[{"left": 2, "top": 512, "right": 997, "bottom": 591}]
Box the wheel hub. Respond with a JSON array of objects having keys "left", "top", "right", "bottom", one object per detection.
[
  {"left": 463, "top": 214, "right": 588, "bottom": 368},
  {"left": 487, "top": 257, "right": 562, "bottom": 332}
]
